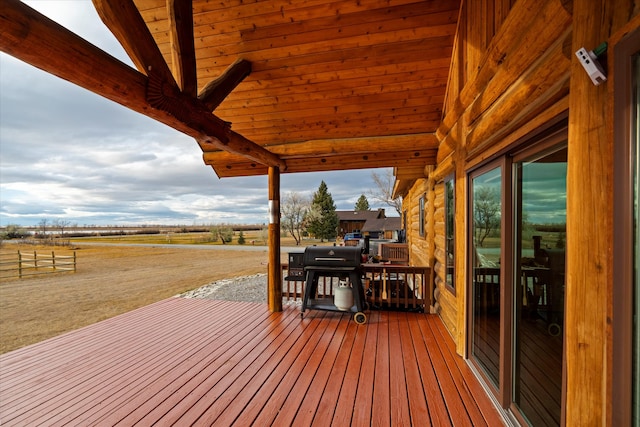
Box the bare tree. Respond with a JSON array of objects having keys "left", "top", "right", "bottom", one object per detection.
[
  {"left": 38, "top": 218, "right": 49, "bottom": 236},
  {"left": 53, "top": 219, "right": 72, "bottom": 237},
  {"left": 370, "top": 169, "right": 402, "bottom": 215},
  {"left": 281, "top": 191, "right": 310, "bottom": 245},
  {"left": 474, "top": 186, "right": 500, "bottom": 247}
]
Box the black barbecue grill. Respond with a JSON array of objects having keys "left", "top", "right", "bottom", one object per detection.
[{"left": 301, "top": 246, "right": 367, "bottom": 324}]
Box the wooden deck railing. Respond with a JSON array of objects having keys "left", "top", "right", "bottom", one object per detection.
[
  {"left": 281, "top": 263, "right": 432, "bottom": 312},
  {"left": 0, "top": 250, "right": 76, "bottom": 279},
  {"left": 378, "top": 242, "right": 409, "bottom": 264}
]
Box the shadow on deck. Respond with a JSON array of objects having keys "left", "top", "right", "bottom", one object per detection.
[{"left": 0, "top": 298, "right": 503, "bottom": 426}]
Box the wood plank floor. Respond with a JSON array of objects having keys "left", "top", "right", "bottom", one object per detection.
[{"left": 0, "top": 298, "right": 504, "bottom": 426}]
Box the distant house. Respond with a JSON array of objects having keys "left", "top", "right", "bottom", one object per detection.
[
  {"left": 362, "top": 216, "right": 402, "bottom": 240},
  {"left": 336, "top": 209, "right": 384, "bottom": 236},
  {"left": 336, "top": 208, "right": 402, "bottom": 240}
]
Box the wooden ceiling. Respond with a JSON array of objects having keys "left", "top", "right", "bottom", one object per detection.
[
  {"left": 136, "top": 0, "right": 458, "bottom": 178},
  {"left": 2, "top": 0, "right": 460, "bottom": 179}
]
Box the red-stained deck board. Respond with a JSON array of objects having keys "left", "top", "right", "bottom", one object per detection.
[
  {"left": 0, "top": 298, "right": 504, "bottom": 426},
  {"left": 97, "top": 301, "right": 290, "bottom": 426},
  {"left": 429, "top": 315, "right": 507, "bottom": 427}
]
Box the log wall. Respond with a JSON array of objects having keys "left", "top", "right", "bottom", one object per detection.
[{"left": 401, "top": 0, "right": 639, "bottom": 423}]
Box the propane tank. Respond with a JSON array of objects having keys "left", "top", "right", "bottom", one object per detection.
[{"left": 334, "top": 279, "right": 354, "bottom": 311}]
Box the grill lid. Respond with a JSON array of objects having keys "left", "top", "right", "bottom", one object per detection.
[{"left": 303, "top": 246, "right": 362, "bottom": 268}]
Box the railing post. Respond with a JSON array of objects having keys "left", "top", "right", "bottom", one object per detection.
[
  {"left": 52, "top": 251, "right": 56, "bottom": 270},
  {"left": 33, "top": 250, "right": 37, "bottom": 269},
  {"left": 18, "top": 250, "right": 22, "bottom": 279},
  {"left": 73, "top": 251, "right": 76, "bottom": 272}
]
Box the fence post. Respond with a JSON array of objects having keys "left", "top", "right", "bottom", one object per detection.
[
  {"left": 52, "top": 251, "right": 56, "bottom": 271},
  {"left": 33, "top": 250, "right": 37, "bottom": 269},
  {"left": 18, "top": 251, "right": 22, "bottom": 279},
  {"left": 73, "top": 251, "right": 76, "bottom": 272}
]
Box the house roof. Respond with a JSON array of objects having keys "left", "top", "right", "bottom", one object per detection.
[
  {"left": 362, "top": 216, "right": 402, "bottom": 232},
  {"left": 1, "top": 0, "right": 458, "bottom": 180},
  {"left": 337, "top": 209, "right": 386, "bottom": 222}
]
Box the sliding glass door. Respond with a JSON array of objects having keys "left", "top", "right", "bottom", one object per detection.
[
  {"left": 470, "top": 164, "right": 503, "bottom": 391},
  {"left": 513, "top": 146, "right": 567, "bottom": 425},
  {"left": 468, "top": 131, "right": 567, "bottom": 425}
]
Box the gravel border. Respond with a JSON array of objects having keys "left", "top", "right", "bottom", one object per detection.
[{"left": 179, "top": 273, "right": 269, "bottom": 303}]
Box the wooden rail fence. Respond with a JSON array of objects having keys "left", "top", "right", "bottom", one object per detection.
[
  {"left": 281, "top": 264, "right": 432, "bottom": 312},
  {"left": 0, "top": 250, "right": 76, "bottom": 279}
]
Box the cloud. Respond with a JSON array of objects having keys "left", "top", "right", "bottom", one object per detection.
[{"left": 0, "top": 2, "right": 392, "bottom": 227}]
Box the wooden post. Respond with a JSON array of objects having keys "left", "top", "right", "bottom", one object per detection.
[
  {"left": 18, "top": 251, "right": 22, "bottom": 279},
  {"left": 566, "top": 0, "right": 633, "bottom": 424},
  {"left": 52, "top": 251, "right": 56, "bottom": 271},
  {"left": 268, "top": 166, "right": 282, "bottom": 312}
]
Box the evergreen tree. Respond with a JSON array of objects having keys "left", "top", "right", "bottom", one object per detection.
[
  {"left": 306, "top": 181, "right": 339, "bottom": 241},
  {"left": 354, "top": 194, "right": 370, "bottom": 211}
]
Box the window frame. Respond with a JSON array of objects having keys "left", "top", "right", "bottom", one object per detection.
[
  {"left": 419, "top": 194, "right": 425, "bottom": 237},
  {"left": 444, "top": 174, "right": 456, "bottom": 293},
  {"left": 612, "top": 25, "right": 640, "bottom": 427}
]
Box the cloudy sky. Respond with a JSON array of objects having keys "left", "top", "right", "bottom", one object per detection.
[{"left": 0, "top": 1, "right": 394, "bottom": 227}]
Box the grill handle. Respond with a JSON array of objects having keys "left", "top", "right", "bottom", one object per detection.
[{"left": 313, "top": 257, "right": 348, "bottom": 262}]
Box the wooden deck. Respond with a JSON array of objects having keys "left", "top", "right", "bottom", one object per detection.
[{"left": 0, "top": 298, "right": 504, "bottom": 426}]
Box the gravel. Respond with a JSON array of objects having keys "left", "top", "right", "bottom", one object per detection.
[{"left": 179, "top": 273, "right": 269, "bottom": 303}]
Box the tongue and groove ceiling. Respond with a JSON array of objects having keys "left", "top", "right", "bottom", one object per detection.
[{"left": 133, "top": 0, "right": 458, "bottom": 178}]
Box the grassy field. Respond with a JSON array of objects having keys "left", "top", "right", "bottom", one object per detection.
[
  {"left": 0, "top": 242, "right": 277, "bottom": 354},
  {"left": 68, "top": 229, "right": 271, "bottom": 245}
]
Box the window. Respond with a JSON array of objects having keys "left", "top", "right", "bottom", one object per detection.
[
  {"left": 445, "top": 176, "right": 455, "bottom": 291},
  {"left": 419, "top": 195, "right": 425, "bottom": 237}
]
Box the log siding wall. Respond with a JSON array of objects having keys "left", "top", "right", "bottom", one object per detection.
[{"left": 401, "top": 0, "right": 639, "bottom": 423}]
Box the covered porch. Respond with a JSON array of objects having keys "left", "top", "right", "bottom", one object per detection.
[{"left": 0, "top": 298, "right": 503, "bottom": 426}]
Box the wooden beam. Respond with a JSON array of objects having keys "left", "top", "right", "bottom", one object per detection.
[
  {"left": 93, "top": 0, "right": 176, "bottom": 87},
  {"left": 267, "top": 167, "right": 282, "bottom": 312},
  {"left": 266, "top": 134, "right": 440, "bottom": 158},
  {"left": 394, "top": 166, "right": 428, "bottom": 180},
  {"left": 199, "top": 130, "right": 285, "bottom": 169},
  {"left": 198, "top": 58, "right": 252, "bottom": 111},
  {"left": 392, "top": 179, "right": 414, "bottom": 199},
  {"left": 565, "top": 0, "right": 634, "bottom": 424},
  {"left": 0, "top": 0, "right": 284, "bottom": 169},
  {"left": 204, "top": 148, "right": 437, "bottom": 177},
  {"left": 167, "top": 0, "right": 198, "bottom": 97}
]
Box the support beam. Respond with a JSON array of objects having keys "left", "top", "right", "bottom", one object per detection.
[
  {"left": 267, "top": 167, "right": 282, "bottom": 312},
  {"left": 204, "top": 148, "right": 436, "bottom": 177},
  {"left": 93, "top": 0, "right": 176, "bottom": 87},
  {"left": 167, "top": 0, "right": 198, "bottom": 97},
  {"left": 199, "top": 58, "right": 253, "bottom": 111},
  {"left": 202, "top": 133, "right": 438, "bottom": 176},
  {"left": 0, "top": 0, "right": 285, "bottom": 169}
]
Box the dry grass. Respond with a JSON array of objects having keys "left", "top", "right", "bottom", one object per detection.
[{"left": 0, "top": 243, "right": 276, "bottom": 354}]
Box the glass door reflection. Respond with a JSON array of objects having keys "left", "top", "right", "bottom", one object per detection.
[
  {"left": 471, "top": 166, "right": 502, "bottom": 389},
  {"left": 513, "top": 146, "right": 567, "bottom": 425}
]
